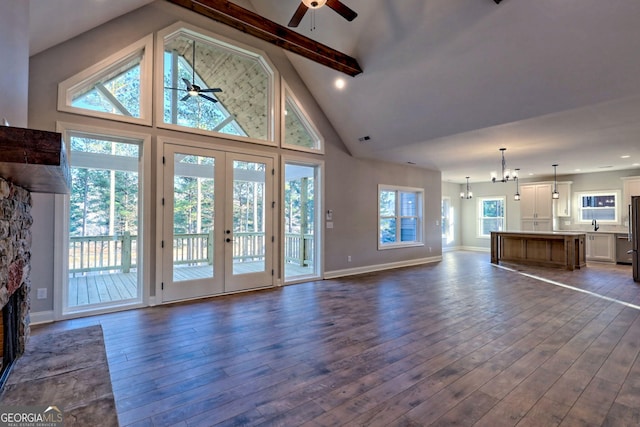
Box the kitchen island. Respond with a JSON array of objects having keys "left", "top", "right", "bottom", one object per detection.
[{"left": 490, "top": 231, "right": 586, "bottom": 270}]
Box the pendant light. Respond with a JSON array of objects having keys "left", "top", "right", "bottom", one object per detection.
[
  {"left": 460, "top": 177, "right": 473, "bottom": 199},
  {"left": 514, "top": 169, "right": 521, "bottom": 201},
  {"left": 491, "top": 148, "right": 518, "bottom": 183},
  {"left": 552, "top": 164, "right": 560, "bottom": 199}
]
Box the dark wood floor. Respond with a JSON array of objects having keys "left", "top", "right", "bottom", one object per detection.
[{"left": 32, "top": 251, "right": 640, "bottom": 426}]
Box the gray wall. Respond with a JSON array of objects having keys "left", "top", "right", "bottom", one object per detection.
[
  {"left": 0, "top": 0, "right": 29, "bottom": 127},
  {"left": 27, "top": 1, "right": 442, "bottom": 315}
]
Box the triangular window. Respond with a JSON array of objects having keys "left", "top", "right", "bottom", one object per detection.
[
  {"left": 58, "top": 35, "right": 153, "bottom": 125},
  {"left": 282, "top": 82, "right": 323, "bottom": 153}
]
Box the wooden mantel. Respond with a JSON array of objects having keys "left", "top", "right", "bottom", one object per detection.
[{"left": 0, "top": 126, "right": 70, "bottom": 194}]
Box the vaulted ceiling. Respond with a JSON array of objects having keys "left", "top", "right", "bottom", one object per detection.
[{"left": 29, "top": 0, "right": 640, "bottom": 183}]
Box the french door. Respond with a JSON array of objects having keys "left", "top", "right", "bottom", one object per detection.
[{"left": 161, "top": 143, "right": 274, "bottom": 302}]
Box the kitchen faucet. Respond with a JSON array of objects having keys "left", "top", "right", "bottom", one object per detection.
[{"left": 592, "top": 219, "right": 599, "bottom": 231}]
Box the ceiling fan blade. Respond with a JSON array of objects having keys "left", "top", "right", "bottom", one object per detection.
[
  {"left": 180, "top": 94, "right": 191, "bottom": 102},
  {"left": 199, "top": 93, "right": 218, "bottom": 103},
  {"left": 164, "top": 86, "right": 186, "bottom": 91},
  {"left": 288, "top": 2, "right": 308, "bottom": 27},
  {"left": 182, "top": 78, "right": 193, "bottom": 89},
  {"left": 326, "top": 0, "right": 357, "bottom": 21},
  {"left": 200, "top": 88, "right": 223, "bottom": 93}
]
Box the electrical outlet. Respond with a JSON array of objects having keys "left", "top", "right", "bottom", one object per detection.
[
  {"left": 37, "top": 288, "right": 47, "bottom": 299},
  {"left": 348, "top": 255, "right": 352, "bottom": 262}
]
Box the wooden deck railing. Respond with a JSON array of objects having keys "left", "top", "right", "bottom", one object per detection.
[{"left": 69, "top": 231, "right": 314, "bottom": 274}]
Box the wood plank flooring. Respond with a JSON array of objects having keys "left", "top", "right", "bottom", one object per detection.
[{"left": 32, "top": 251, "right": 640, "bottom": 426}]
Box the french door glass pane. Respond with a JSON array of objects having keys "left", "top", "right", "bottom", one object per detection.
[
  {"left": 173, "top": 154, "right": 215, "bottom": 282},
  {"left": 232, "top": 160, "right": 266, "bottom": 275}
]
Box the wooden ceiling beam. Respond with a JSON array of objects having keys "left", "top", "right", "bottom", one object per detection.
[{"left": 166, "top": 0, "right": 363, "bottom": 77}]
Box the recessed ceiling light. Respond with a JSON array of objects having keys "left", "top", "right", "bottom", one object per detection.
[
  {"left": 621, "top": 155, "right": 631, "bottom": 159},
  {"left": 335, "top": 78, "right": 346, "bottom": 90},
  {"left": 575, "top": 168, "right": 581, "bottom": 172},
  {"left": 633, "top": 163, "right": 640, "bottom": 166}
]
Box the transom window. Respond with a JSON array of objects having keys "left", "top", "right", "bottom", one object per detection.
[
  {"left": 576, "top": 191, "right": 620, "bottom": 223},
  {"left": 378, "top": 185, "right": 424, "bottom": 249},
  {"left": 478, "top": 196, "right": 505, "bottom": 237},
  {"left": 160, "top": 28, "right": 275, "bottom": 143},
  {"left": 58, "top": 35, "right": 153, "bottom": 125},
  {"left": 282, "top": 83, "right": 323, "bottom": 153}
]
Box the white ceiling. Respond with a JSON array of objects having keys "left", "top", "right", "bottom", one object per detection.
[{"left": 29, "top": 0, "right": 640, "bottom": 183}]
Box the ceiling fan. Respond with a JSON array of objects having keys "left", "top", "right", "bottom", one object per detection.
[
  {"left": 288, "top": 0, "right": 357, "bottom": 28},
  {"left": 165, "top": 41, "right": 222, "bottom": 103}
]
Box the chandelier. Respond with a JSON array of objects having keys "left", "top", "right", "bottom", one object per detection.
[{"left": 491, "top": 148, "right": 518, "bottom": 183}]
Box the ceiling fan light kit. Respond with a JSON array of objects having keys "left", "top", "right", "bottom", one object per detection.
[
  {"left": 288, "top": 0, "right": 358, "bottom": 27},
  {"left": 165, "top": 40, "right": 222, "bottom": 104},
  {"left": 302, "top": 0, "right": 327, "bottom": 9}
]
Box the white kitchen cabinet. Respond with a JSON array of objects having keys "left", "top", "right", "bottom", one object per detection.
[
  {"left": 520, "top": 183, "right": 553, "bottom": 231},
  {"left": 520, "top": 219, "right": 552, "bottom": 232},
  {"left": 585, "top": 233, "right": 615, "bottom": 262},
  {"left": 553, "top": 182, "right": 572, "bottom": 217}
]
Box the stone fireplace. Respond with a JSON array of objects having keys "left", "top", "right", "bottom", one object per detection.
[
  {"left": 0, "top": 177, "right": 32, "bottom": 385},
  {"left": 0, "top": 125, "right": 69, "bottom": 388}
]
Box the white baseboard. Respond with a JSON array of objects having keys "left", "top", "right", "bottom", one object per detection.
[
  {"left": 460, "top": 246, "right": 491, "bottom": 253},
  {"left": 324, "top": 256, "right": 442, "bottom": 280},
  {"left": 29, "top": 310, "right": 55, "bottom": 325},
  {"left": 443, "top": 245, "right": 463, "bottom": 252}
]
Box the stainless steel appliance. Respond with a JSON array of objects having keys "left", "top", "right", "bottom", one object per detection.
[
  {"left": 631, "top": 196, "right": 640, "bottom": 282},
  {"left": 616, "top": 233, "right": 633, "bottom": 264}
]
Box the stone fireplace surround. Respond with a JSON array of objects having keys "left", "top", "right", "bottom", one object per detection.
[
  {"left": 0, "top": 125, "right": 69, "bottom": 387},
  {"left": 0, "top": 176, "right": 32, "bottom": 383}
]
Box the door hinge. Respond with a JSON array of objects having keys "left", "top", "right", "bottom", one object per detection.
[
  {"left": 161, "top": 240, "right": 164, "bottom": 248},
  {"left": 162, "top": 156, "right": 165, "bottom": 164},
  {"left": 272, "top": 201, "right": 275, "bottom": 208},
  {"left": 161, "top": 282, "right": 164, "bottom": 290},
  {"left": 272, "top": 168, "right": 275, "bottom": 175},
  {"left": 271, "top": 269, "right": 274, "bottom": 276},
  {"left": 271, "top": 236, "right": 275, "bottom": 242},
  {"left": 162, "top": 197, "right": 165, "bottom": 206}
]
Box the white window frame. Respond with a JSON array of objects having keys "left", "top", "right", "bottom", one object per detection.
[
  {"left": 281, "top": 79, "right": 324, "bottom": 154},
  {"left": 477, "top": 196, "right": 506, "bottom": 238},
  {"left": 378, "top": 185, "right": 424, "bottom": 250},
  {"left": 155, "top": 22, "right": 279, "bottom": 147},
  {"left": 57, "top": 35, "right": 153, "bottom": 126},
  {"left": 54, "top": 122, "right": 151, "bottom": 320},
  {"left": 575, "top": 190, "right": 621, "bottom": 224},
  {"left": 281, "top": 155, "right": 324, "bottom": 284}
]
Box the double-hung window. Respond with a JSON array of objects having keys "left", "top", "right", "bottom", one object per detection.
[
  {"left": 378, "top": 185, "right": 424, "bottom": 249},
  {"left": 576, "top": 191, "right": 620, "bottom": 223},
  {"left": 478, "top": 196, "right": 505, "bottom": 237}
]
